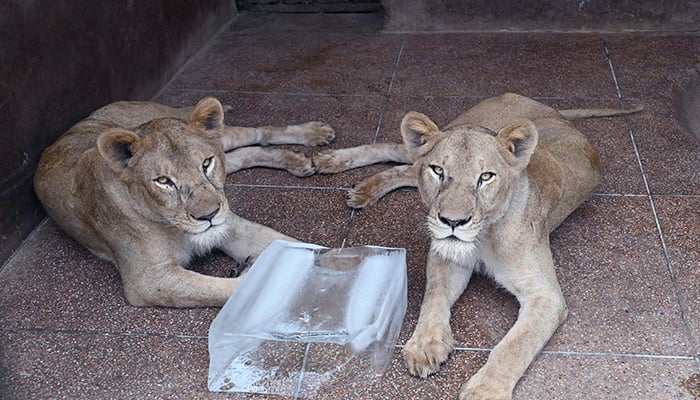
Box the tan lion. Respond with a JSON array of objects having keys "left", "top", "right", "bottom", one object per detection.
[
  {"left": 35, "top": 97, "right": 334, "bottom": 308},
  {"left": 314, "top": 93, "right": 641, "bottom": 399}
]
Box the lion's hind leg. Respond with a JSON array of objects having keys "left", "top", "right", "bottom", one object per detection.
[{"left": 222, "top": 122, "right": 335, "bottom": 150}]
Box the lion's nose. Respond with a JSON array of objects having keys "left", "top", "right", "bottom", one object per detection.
[
  {"left": 196, "top": 207, "right": 220, "bottom": 222},
  {"left": 438, "top": 214, "right": 472, "bottom": 229}
]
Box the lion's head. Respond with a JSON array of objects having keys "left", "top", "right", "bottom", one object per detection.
[
  {"left": 401, "top": 111, "right": 539, "bottom": 262},
  {"left": 96, "top": 97, "right": 229, "bottom": 243}
]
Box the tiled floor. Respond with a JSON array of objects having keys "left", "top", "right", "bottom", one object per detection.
[{"left": 1, "top": 12, "right": 699, "bottom": 400}]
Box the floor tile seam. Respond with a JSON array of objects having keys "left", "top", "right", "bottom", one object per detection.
[
  {"left": 370, "top": 39, "right": 406, "bottom": 145},
  {"left": 604, "top": 40, "right": 700, "bottom": 360},
  {"left": 592, "top": 192, "right": 700, "bottom": 198},
  {"left": 217, "top": 30, "right": 385, "bottom": 39},
  {"left": 426, "top": 344, "right": 696, "bottom": 361},
  {"left": 398, "top": 94, "right": 638, "bottom": 102},
  {"left": 619, "top": 94, "right": 700, "bottom": 362},
  {"left": 590, "top": 192, "right": 647, "bottom": 198},
  {"left": 338, "top": 40, "right": 406, "bottom": 249},
  {"left": 293, "top": 343, "right": 313, "bottom": 400},
  {"left": 650, "top": 193, "right": 700, "bottom": 199},
  {"left": 223, "top": 183, "right": 699, "bottom": 198},
  {"left": 0, "top": 326, "right": 207, "bottom": 340},
  {"left": 225, "top": 183, "right": 352, "bottom": 191},
  {"left": 382, "top": 29, "right": 700, "bottom": 35},
  {"left": 170, "top": 89, "right": 644, "bottom": 105},
  {"left": 173, "top": 87, "right": 386, "bottom": 99}
]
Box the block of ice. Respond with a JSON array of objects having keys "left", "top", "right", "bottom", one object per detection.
[{"left": 208, "top": 240, "right": 407, "bottom": 397}]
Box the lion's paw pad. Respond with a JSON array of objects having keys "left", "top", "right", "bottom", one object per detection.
[{"left": 402, "top": 330, "right": 455, "bottom": 378}]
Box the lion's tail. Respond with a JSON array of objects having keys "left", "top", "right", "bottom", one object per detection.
[{"left": 558, "top": 104, "right": 644, "bottom": 120}]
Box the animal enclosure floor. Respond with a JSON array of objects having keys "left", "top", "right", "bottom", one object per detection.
[{"left": 1, "top": 12, "right": 699, "bottom": 400}]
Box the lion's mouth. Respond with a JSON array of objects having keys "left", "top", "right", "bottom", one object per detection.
[{"left": 432, "top": 228, "right": 479, "bottom": 244}]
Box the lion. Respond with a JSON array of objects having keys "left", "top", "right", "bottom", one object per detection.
[
  {"left": 313, "top": 93, "right": 642, "bottom": 399},
  {"left": 34, "top": 97, "right": 334, "bottom": 308}
]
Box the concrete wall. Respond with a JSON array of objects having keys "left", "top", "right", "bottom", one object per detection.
[
  {"left": 0, "top": 1, "right": 237, "bottom": 266},
  {"left": 381, "top": 0, "right": 700, "bottom": 31}
]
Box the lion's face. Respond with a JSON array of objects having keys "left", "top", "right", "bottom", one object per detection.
[
  {"left": 401, "top": 112, "right": 539, "bottom": 261},
  {"left": 96, "top": 98, "right": 229, "bottom": 239}
]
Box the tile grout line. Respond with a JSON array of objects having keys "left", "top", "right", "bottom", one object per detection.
[
  {"left": 339, "top": 40, "right": 406, "bottom": 249},
  {"left": 176, "top": 87, "right": 386, "bottom": 98},
  {"left": 290, "top": 41, "right": 410, "bottom": 393},
  {"left": 440, "top": 344, "right": 696, "bottom": 361},
  {"left": 293, "top": 343, "right": 313, "bottom": 400},
  {"left": 602, "top": 39, "right": 699, "bottom": 366}
]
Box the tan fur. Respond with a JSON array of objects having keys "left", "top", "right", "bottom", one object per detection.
[
  {"left": 314, "top": 93, "right": 643, "bottom": 399},
  {"left": 34, "top": 97, "right": 334, "bottom": 307}
]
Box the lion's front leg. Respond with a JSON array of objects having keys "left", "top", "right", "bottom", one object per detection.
[
  {"left": 222, "top": 122, "right": 334, "bottom": 150},
  {"left": 460, "top": 246, "right": 567, "bottom": 400},
  {"left": 217, "top": 211, "right": 296, "bottom": 267},
  {"left": 120, "top": 260, "right": 241, "bottom": 308},
  {"left": 224, "top": 147, "right": 315, "bottom": 176},
  {"left": 403, "top": 249, "right": 474, "bottom": 378},
  {"left": 347, "top": 164, "right": 417, "bottom": 208},
  {"left": 313, "top": 143, "right": 411, "bottom": 174}
]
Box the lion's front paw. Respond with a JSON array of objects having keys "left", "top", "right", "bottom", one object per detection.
[
  {"left": 458, "top": 371, "right": 512, "bottom": 400},
  {"left": 298, "top": 122, "right": 335, "bottom": 146},
  {"left": 346, "top": 185, "right": 374, "bottom": 209},
  {"left": 402, "top": 326, "right": 456, "bottom": 378},
  {"left": 285, "top": 152, "right": 316, "bottom": 177},
  {"left": 312, "top": 150, "right": 350, "bottom": 174},
  {"left": 345, "top": 177, "right": 384, "bottom": 209}
]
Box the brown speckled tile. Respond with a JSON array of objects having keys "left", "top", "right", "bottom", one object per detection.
[
  {"left": 603, "top": 34, "right": 699, "bottom": 100},
  {"left": 224, "top": 186, "right": 352, "bottom": 248},
  {"left": 627, "top": 97, "right": 700, "bottom": 195},
  {"left": 0, "top": 330, "right": 267, "bottom": 400},
  {"left": 169, "top": 32, "right": 403, "bottom": 95},
  {"left": 392, "top": 34, "right": 618, "bottom": 98},
  {"left": 550, "top": 196, "right": 691, "bottom": 356},
  {"left": 516, "top": 353, "right": 698, "bottom": 399},
  {"left": 310, "top": 347, "right": 488, "bottom": 400},
  {"left": 654, "top": 196, "right": 700, "bottom": 345}
]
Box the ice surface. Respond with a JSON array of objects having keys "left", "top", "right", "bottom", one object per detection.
[{"left": 208, "top": 240, "right": 408, "bottom": 397}]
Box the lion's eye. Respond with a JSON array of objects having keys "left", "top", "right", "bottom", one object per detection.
[
  {"left": 477, "top": 172, "right": 496, "bottom": 186},
  {"left": 154, "top": 176, "right": 173, "bottom": 187},
  {"left": 429, "top": 165, "right": 444, "bottom": 178},
  {"left": 202, "top": 157, "right": 214, "bottom": 171}
]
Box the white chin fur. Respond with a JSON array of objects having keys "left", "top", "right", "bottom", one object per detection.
[
  {"left": 431, "top": 238, "right": 478, "bottom": 265},
  {"left": 188, "top": 223, "right": 228, "bottom": 256}
]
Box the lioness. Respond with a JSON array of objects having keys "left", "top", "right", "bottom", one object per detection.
[
  {"left": 314, "top": 93, "right": 641, "bottom": 399},
  {"left": 35, "top": 97, "right": 334, "bottom": 308}
]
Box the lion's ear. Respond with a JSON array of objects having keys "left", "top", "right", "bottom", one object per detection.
[
  {"left": 401, "top": 111, "right": 440, "bottom": 159},
  {"left": 97, "top": 128, "right": 140, "bottom": 173},
  {"left": 496, "top": 119, "right": 539, "bottom": 170},
  {"left": 189, "top": 97, "right": 224, "bottom": 135}
]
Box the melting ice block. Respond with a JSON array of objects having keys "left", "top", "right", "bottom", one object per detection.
[{"left": 208, "top": 240, "right": 408, "bottom": 397}]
